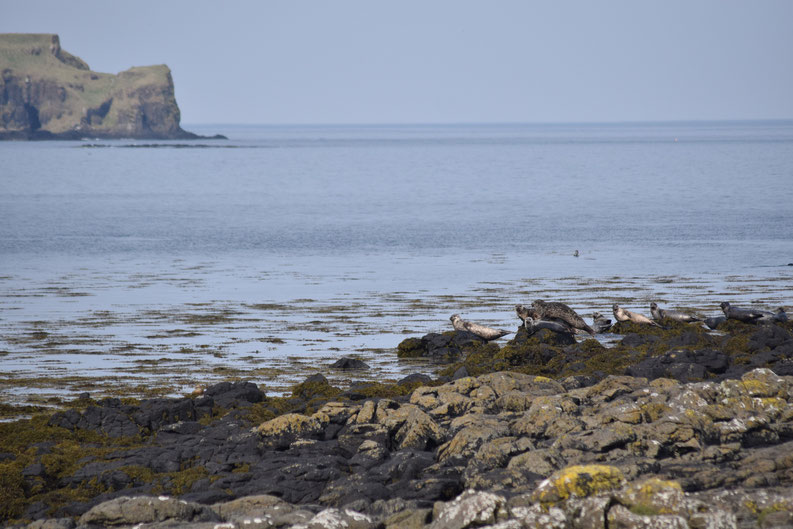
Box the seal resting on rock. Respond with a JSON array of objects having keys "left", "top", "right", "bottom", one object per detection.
[
  {"left": 523, "top": 316, "right": 575, "bottom": 336},
  {"left": 517, "top": 304, "right": 589, "bottom": 335},
  {"left": 592, "top": 312, "right": 612, "bottom": 333},
  {"left": 704, "top": 315, "right": 727, "bottom": 329},
  {"left": 449, "top": 314, "right": 512, "bottom": 341},
  {"left": 650, "top": 302, "right": 702, "bottom": 323},
  {"left": 613, "top": 304, "right": 662, "bottom": 327},
  {"left": 530, "top": 300, "right": 595, "bottom": 336},
  {"left": 720, "top": 302, "right": 764, "bottom": 323},
  {"left": 756, "top": 307, "right": 788, "bottom": 323}
]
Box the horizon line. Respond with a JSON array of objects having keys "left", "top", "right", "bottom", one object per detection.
[{"left": 182, "top": 118, "right": 793, "bottom": 128}]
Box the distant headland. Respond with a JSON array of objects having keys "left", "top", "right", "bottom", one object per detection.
[{"left": 0, "top": 33, "right": 224, "bottom": 140}]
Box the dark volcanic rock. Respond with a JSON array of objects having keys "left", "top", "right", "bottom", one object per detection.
[
  {"left": 12, "top": 320, "right": 793, "bottom": 528},
  {"left": 625, "top": 348, "right": 729, "bottom": 382},
  {"left": 397, "top": 373, "right": 433, "bottom": 386},
  {"left": 510, "top": 325, "right": 576, "bottom": 347},
  {"left": 331, "top": 357, "right": 370, "bottom": 369},
  {"left": 620, "top": 332, "right": 661, "bottom": 349},
  {"left": 397, "top": 330, "right": 486, "bottom": 361}
]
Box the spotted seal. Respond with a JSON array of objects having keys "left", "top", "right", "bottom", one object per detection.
[
  {"left": 613, "top": 304, "right": 661, "bottom": 327},
  {"left": 756, "top": 307, "right": 789, "bottom": 323},
  {"left": 719, "top": 302, "right": 764, "bottom": 323},
  {"left": 649, "top": 302, "right": 702, "bottom": 323},
  {"left": 591, "top": 312, "right": 612, "bottom": 333},
  {"left": 450, "top": 314, "right": 512, "bottom": 341},
  {"left": 531, "top": 300, "right": 595, "bottom": 336},
  {"left": 522, "top": 316, "right": 574, "bottom": 335}
]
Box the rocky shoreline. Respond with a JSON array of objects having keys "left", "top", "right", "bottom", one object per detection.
[{"left": 2, "top": 316, "right": 793, "bottom": 528}]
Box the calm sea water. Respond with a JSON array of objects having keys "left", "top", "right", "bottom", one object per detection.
[{"left": 1, "top": 122, "right": 792, "bottom": 403}]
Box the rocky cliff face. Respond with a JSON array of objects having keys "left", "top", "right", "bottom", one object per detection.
[{"left": 0, "top": 33, "right": 205, "bottom": 140}]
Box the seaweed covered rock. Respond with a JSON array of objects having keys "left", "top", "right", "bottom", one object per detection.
[
  {"left": 397, "top": 331, "right": 487, "bottom": 361},
  {"left": 8, "top": 318, "right": 793, "bottom": 528},
  {"left": 510, "top": 325, "right": 576, "bottom": 347}
]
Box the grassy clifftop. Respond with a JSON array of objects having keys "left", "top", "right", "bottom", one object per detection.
[{"left": 0, "top": 34, "right": 201, "bottom": 139}]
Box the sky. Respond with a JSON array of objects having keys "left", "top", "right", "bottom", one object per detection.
[{"left": 2, "top": 1, "right": 793, "bottom": 125}]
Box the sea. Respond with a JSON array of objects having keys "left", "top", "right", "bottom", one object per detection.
[{"left": 1, "top": 121, "right": 792, "bottom": 406}]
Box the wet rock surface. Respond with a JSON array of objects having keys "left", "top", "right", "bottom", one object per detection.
[{"left": 3, "top": 320, "right": 793, "bottom": 528}]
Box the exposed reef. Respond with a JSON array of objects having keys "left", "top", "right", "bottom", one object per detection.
[
  {"left": 2, "top": 319, "right": 793, "bottom": 528},
  {"left": 0, "top": 34, "right": 223, "bottom": 140}
]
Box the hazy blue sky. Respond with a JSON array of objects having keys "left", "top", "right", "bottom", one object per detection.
[{"left": 3, "top": 1, "right": 792, "bottom": 124}]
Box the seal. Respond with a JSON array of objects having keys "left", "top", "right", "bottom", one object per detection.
[
  {"left": 449, "top": 314, "right": 512, "bottom": 341},
  {"left": 517, "top": 305, "right": 578, "bottom": 335},
  {"left": 515, "top": 304, "right": 537, "bottom": 325},
  {"left": 523, "top": 316, "right": 574, "bottom": 335},
  {"left": 613, "top": 304, "right": 661, "bottom": 327},
  {"left": 591, "top": 312, "right": 612, "bottom": 333},
  {"left": 757, "top": 307, "right": 789, "bottom": 323},
  {"left": 704, "top": 316, "right": 727, "bottom": 329},
  {"left": 649, "top": 302, "right": 702, "bottom": 323},
  {"left": 531, "top": 300, "right": 596, "bottom": 335},
  {"left": 719, "top": 302, "right": 764, "bottom": 323}
]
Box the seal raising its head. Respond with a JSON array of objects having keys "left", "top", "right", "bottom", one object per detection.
[
  {"left": 613, "top": 304, "right": 661, "bottom": 327},
  {"left": 531, "top": 300, "right": 595, "bottom": 336},
  {"left": 649, "top": 302, "right": 702, "bottom": 323},
  {"left": 515, "top": 304, "right": 539, "bottom": 324},
  {"left": 591, "top": 312, "right": 612, "bottom": 334},
  {"left": 450, "top": 314, "right": 512, "bottom": 341}
]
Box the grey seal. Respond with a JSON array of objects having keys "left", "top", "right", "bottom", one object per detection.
[
  {"left": 450, "top": 314, "right": 512, "bottom": 341},
  {"left": 649, "top": 302, "right": 702, "bottom": 323},
  {"left": 517, "top": 304, "right": 589, "bottom": 335},
  {"left": 719, "top": 302, "right": 764, "bottom": 323},
  {"left": 613, "top": 304, "right": 661, "bottom": 327},
  {"left": 591, "top": 312, "right": 612, "bottom": 334},
  {"left": 523, "top": 316, "right": 574, "bottom": 336},
  {"left": 517, "top": 305, "right": 577, "bottom": 335},
  {"left": 757, "top": 307, "right": 789, "bottom": 323},
  {"left": 704, "top": 316, "right": 727, "bottom": 329},
  {"left": 531, "top": 300, "right": 596, "bottom": 336},
  {"left": 515, "top": 304, "right": 537, "bottom": 325}
]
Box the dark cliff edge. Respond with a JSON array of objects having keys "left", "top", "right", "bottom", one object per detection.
[{"left": 0, "top": 33, "right": 225, "bottom": 140}]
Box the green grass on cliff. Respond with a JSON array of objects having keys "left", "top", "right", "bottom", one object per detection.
[{"left": 1, "top": 33, "right": 175, "bottom": 135}]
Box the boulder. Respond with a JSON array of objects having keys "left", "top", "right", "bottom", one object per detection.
[
  {"left": 77, "top": 496, "right": 219, "bottom": 526},
  {"left": 253, "top": 413, "right": 323, "bottom": 449},
  {"left": 530, "top": 465, "right": 626, "bottom": 503}
]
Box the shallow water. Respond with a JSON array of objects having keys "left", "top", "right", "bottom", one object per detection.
[{"left": 1, "top": 122, "right": 792, "bottom": 405}]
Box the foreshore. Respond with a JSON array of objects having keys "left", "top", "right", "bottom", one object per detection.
[{"left": 2, "top": 315, "right": 793, "bottom": 528}]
